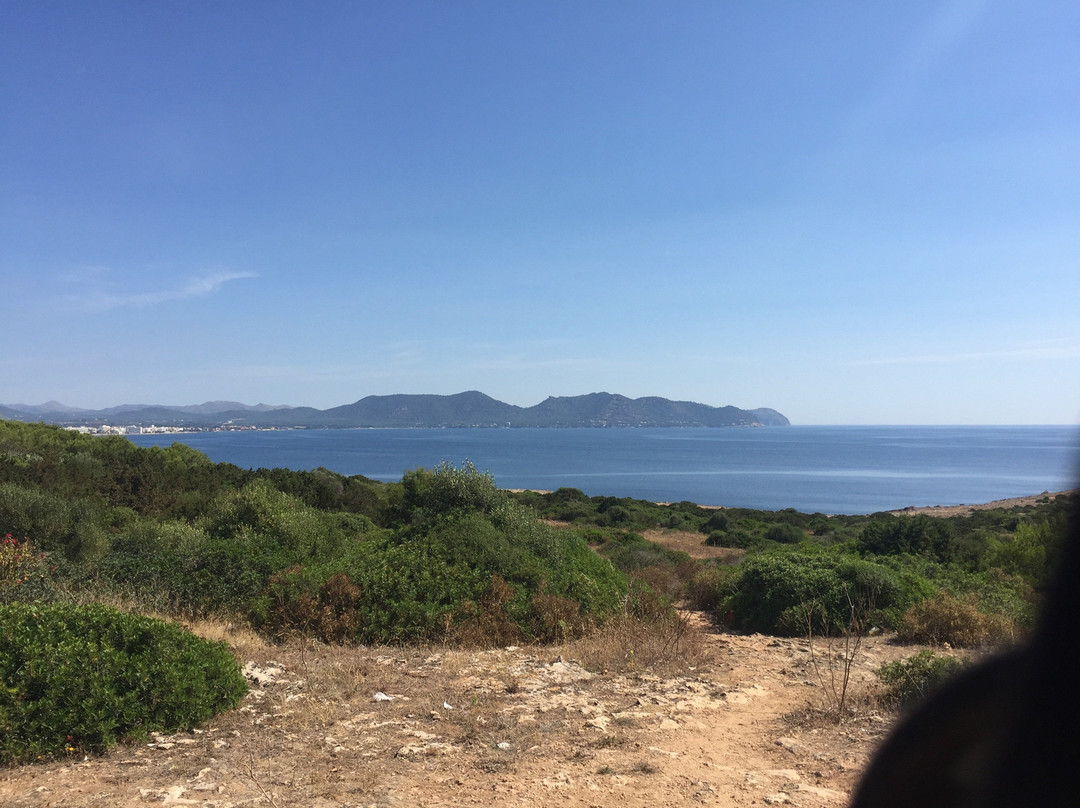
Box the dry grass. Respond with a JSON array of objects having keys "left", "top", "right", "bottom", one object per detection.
[
  {"left": 183, "top": 618, "right": 268, "bottom": 658},
  {"left": 640, "top": 528, "right": 747, "bottom": 562},
  {"left": 897, "top": 592, "right": 1018, "bottom": 648},
  {"left": 782, "top": 687, "right": 885, "bottom": 731},
  {"left": 562, "top": 610, "right": 712, "bottom": 675}
]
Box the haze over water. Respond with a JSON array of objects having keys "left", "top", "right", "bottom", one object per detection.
[{"left": 129, "top": 425, "right": 1079, "bottom": 515}]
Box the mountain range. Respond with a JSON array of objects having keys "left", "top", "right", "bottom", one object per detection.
[{"left": 0, "top": 392, "right": 789, "bottom": 429}]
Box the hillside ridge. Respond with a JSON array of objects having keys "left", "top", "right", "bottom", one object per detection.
[{"left": 1, "top": 392, "right": 790, "bottom": 429}]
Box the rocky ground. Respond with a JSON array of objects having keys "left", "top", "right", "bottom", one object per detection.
[{"left": 0, "top": 608, "right": 935, "bottom": 808}]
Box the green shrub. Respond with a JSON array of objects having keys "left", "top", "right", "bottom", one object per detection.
[
  {"left": 251, "top": 495, "right": 627, "bottom": 645},
  {"left": 399, "top": 460, "right": 502, "bottom": 521},
  {"left": 875, "top": 649, "right": 967, "bottom": 708},
  {"left": 871, "top": 554, "right": 1036, "bottom": 628},
  {"left": 730, "top": 529, "right": 763, "bottom": 549},
  {"left": 94, "top": 484, "right": 381, "bottom": 617},
  {"left": 765, "top": 522, "right": 804, "bottom": 544},
  {"left": 704, "top": 530, "right": 727, "bottom": 547},
  {"left": 720, "top": 548, "right": 931, "bottom": 636},
  {"left": 661, "top": 511, "right": 694, "bottom": 530},
  {"left": 684, "top": 565, "right": 731, "bottom": 613},
  {"left": 596, "top": 531, "right": 689, "bottom": 572},
  {"left": 554, "top": 502, "right": 593, "bottom": 522},
  {"left": 896, "top": 591, "right": 1017, "bottom": 648},
  {"left": 858, "top": 515, "right": 957, "bottom": 562},
  {"left": 984, "top": 521, "right": 1050, "bottom": 584},
  {"left": 701, "top": 511, "right": 730, "bottom": 534},
  {"left": 0, "top": 482, "right": 115, "bottom": 562},
  {"left": 0, "top": 603, "right": 247, "bottom": 763}
]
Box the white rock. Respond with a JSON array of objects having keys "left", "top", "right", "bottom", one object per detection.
[
  {"left": 796, "top": 783, "right": 848, "bottom": 800},
  {"left": 775, "top": 737, "right": 802, "bottom": 753},
  {"left": 765, "top": 769, "right": 802, "bottom": 781},
  {"left": 402, "top": 730, "right": 440, "bottom": 741},
  {"left": 242, "top": 662, "right": 285, "bottom": 688}
]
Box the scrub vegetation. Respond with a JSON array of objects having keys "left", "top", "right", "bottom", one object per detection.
[
  {"left": 0, "top": 602, "right": 247, "bottom": 763},
  {"left": 1, "top": 419, "right": 1073, "bottom": 761},
  {"left": 516, "top": 484, "right": 1073, "bottom": 646},
  {"left": 0, "top": 423, "right": 627, "bottom": 645}
]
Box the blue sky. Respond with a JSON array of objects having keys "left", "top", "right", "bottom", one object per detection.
[{"left": 3, "top": 1, "right": 1078, "bottom": 424}]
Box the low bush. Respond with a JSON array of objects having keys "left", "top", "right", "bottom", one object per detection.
[
  {"left": 896, "top": 591, "right": 1017, "bottom": 648},
  {"left": 765, "top": 522, "right": 804, "bottom": 544},
  {"left": 0, "top": 534, "right": 58, "bottom": 604},
  {"left": 594, "top": 530, "right": 689, "bottom": 572},
  {"left": 703, "top": 530, "right": 727, "bottom": 547},
  {"left": 701, "top": 510, "right": 730, "bottom": 534},
  {"left": 875, "top": 649, "right": 967, "bottom": 708},
  {"left": 0, "top": 603, "right": 247, "bottom": 763},
  {"left": 529, "top": 588, "right": 590, "bottom": 643},
  {"left": 858, "top": 515, "right": 957, "bottom": 562},
  {"left": 710, "top": 527, "right": 764, "bottom": 550},
  {"left": 0, "top": 483, "right": 116, "bottom": 562},
  {"left": 718, "top": 548, "right": 932, "bottom": 636},
  {"left": 250, "top": 474, "right": 628, "bottom": 645},
  {"left": 566, "top": 611, "right": 709, "bottom": 675},
  {"left": 254, "top": 566, "right": 369, "bottom": 644},
  {"left": 448, "top": 574, "right": 526, "bottom": 647},
  {"left": 683, "top": 565, "right": 731, "bottom": 613}
]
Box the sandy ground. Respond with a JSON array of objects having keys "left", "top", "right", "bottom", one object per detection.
[{"left": 885, "top": 490, "right": 1077, "bottom": 518}]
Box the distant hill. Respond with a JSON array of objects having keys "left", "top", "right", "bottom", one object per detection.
[{"left": 0, "top": 393, "right": 790, "bottom": 429}]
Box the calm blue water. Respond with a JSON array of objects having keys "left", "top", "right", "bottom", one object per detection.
[{"left": 128, "top": 426, "right": 1079, "bottom": 515}]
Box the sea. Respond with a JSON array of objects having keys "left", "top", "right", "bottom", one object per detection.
[{"left": 127, "top": 425, "right": 1079, "bottom": 516}]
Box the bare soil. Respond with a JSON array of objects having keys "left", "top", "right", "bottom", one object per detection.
[{"left": 0, "top": 614, "right": 938, "bottom": 808}]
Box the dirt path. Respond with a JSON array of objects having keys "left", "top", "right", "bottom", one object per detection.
[{"left": 0, "top": 615, "right": 921, "bottom": 808}]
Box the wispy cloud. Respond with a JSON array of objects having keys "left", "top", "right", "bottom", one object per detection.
[{"left": 69, "top": 270, "right": 256, "bottom": 312}]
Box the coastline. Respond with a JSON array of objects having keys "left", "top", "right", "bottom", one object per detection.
[
  {"left": 511, "top": 488, "right": 1078, "bottom": 516},
  {"left": 886, "top": 489, "right": 1077, "bottom": 518}
]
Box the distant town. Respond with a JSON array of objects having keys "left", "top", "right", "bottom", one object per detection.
[{"left": 64, "top": 424, "right": 266, "bottom": 436}]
